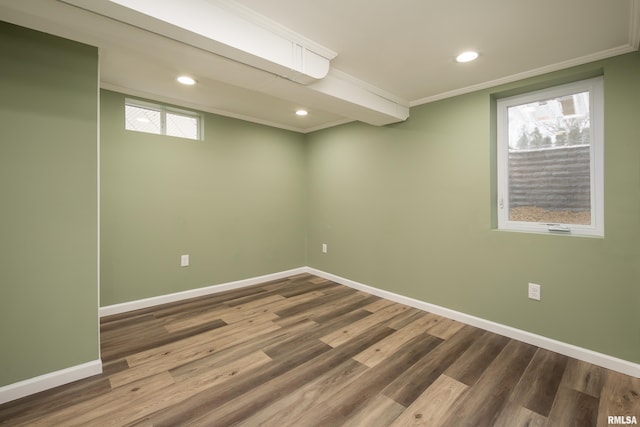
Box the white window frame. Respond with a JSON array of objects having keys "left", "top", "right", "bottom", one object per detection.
[
  {"left": 125, "top": 98, "right": 203, "bottom": 140},
  {"left": 497, "top": 77, "right": 604, "bottom": 237}
]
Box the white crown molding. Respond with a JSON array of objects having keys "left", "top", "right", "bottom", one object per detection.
[
  {"left": 410, "top": 44, "right": 639, "bottom": 108},
  {"left": 0, "top": 360, "right": 102, "bottom": 405}
]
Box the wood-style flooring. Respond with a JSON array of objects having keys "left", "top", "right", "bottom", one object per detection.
[{"left": 1, "top": 273, "right": 638, "bottom": 426}]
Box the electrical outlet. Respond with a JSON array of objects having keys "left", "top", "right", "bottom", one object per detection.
[
  {"left": 322, "top": 243, "right": 328, "bottom": 253},
  {"left": 528, "top": 283, "right": 541, "bottom": 301},
  {"left": 181, "top": 254, "right": 189, "bottom": 267}
]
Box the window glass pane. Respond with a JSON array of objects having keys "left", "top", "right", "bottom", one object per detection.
[
  {"left": 507, "top": 91, "right": 591, "bottom": 225},
  {"left": 125, "top": 104, "right": 161, "bottom": 134},
  {"left": 166, "top": 112, "right": 199, "bottom": 140}
]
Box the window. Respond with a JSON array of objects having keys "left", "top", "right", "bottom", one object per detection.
[
  {"left": 125, "top": 99, "right": 202, "bottom": 140},
  {"left": 497, "top": 77, "right": 603, "bottom": 236}
]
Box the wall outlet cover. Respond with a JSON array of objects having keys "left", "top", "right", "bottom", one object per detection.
[{"left": 528, "top": 283, "right": 541, "bottom": 300}]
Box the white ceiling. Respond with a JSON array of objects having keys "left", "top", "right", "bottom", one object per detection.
[{"left": 1, "top": 0, "right": 639, "bottom": 133}]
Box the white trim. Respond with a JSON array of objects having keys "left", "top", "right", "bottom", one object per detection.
[
  {"left": 496, "top": 77, "right": 604, "bottom": 237},
  {"left": 100, "top": 265, "right": 640, "bottom": 378},
  {"left": 410, "top": 44, "right": 636, "bottom": 108},
  {"left": 97, "top": 49, "right": 102, "bottom": 359},
  {"left": 305, "top": 267, "right": 640, "bottom": 378},
  {"left": 99, "top": 267, "right": 308, "bottom": 317},
  {"left": 124, "top": 98, "right": 203, "bottom": 141},
  {"left": 0, "top": 360, "right": 102, "bottom": 405}
]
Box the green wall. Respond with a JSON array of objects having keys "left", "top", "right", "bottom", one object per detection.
[
  {"left": 307, "top": 52, "right": 640, "bottom": 363},
  {"left": 100, "top": 90, "right": 307, "bottom": 306},
  {"left": 1, "top": 18, "right": 638, "bottom": 393},
  {"left": 0, "top": 22, "right": 99, "bottom": 386}
]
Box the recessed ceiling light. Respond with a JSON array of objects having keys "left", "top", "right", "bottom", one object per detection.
[
  {"left": 296, "top": 109, "right": 308, "bottom": 116},
  {"left": 456, "top": 51, "right": 479, "bottom": 63},
  {"left": 177, "top": 75, "right": 197, "bottom": 85}
]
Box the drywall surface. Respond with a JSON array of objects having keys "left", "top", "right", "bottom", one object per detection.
[
  {"left": 307, "top": 52, "right": 640, "bottom": 363},
  {"left": 100, "top": 90, "right": 307, "bottom": 305},
  {"left": 0, "top": 22, "right": 99, "bottom": 386}
]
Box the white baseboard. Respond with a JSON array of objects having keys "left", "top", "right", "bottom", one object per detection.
[
  {"left": 0, "top": 359, "right": 103, "bottom": 405},
  {"left": 101, "top": 265, "right": 640, "bottom": 378},
  {"left": 306, "top": 267, "right": 640, "bottom": 379},
  {"left": 99, "top": 267, "right": 308, "bottom": 317}
]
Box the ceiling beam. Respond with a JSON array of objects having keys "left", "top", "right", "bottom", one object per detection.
[
  {"left": 59, "top": 0, "right": 409, "bottom": 125},
  {"left": 61, "top": 0, "right": 335, "bottom": 84}
]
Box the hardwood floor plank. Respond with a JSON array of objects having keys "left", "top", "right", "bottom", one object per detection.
[
  {"left": 101, "top": 317, "right": 229, "bottom": 363},
  {"left": 383, "top": 325, "right": 478, "bottom": 407},
  {"left": 233, "top": 359, "right": 369, "bottom": 427},
  {"left": 163, "top": 294, "right": 283, "bottom": 333},
  {"left": 310, "top": 293, "right": 380, "bottom": 324},
  {"left": 125, "top": 312, "right": 277, "bottom": 368},
  {"left": 272, "top": 290, "right": 372, "bottom": 327},
  {"left": 170, "top": 324, "right": 397, "bottom": 426},
  {"left": 444, "top": 330, "right": 510, "bottom": 386},
  {"left": 441, "top": 339, "right": 537, "bottom": 426},
  {"left": 319, "top": 302, "right": 412, "bottom": 347},
  {"left": 169, "top": 319, "right": 317, "bottom": 382},
  {"left": 492, "top": 401, "right": 547, "bottom": 427},
  {"left": 362, "top": 298, "right": 396, "bottom": 313},
  {"left": 389, "top": 374, "right": 468, "bottom": 427},
  {"left": 353, "top": 312, "right": 441, "bottom": 368},
  {"left": 508, "top": 348, "right": 568, "bottom": 417},
  {"left": 307, "top": 275, "right": 331, "bottom": 284},
  {"left": 264, "top": 309, "right": 383, "bottom": 362},
  {"left": 0, "top": 375, "right": 111, "bottom": 426},
  {"left": 100, "top": 313, "right": 157, "bottom": 333},
  {"left": 291, "top": 331, "right": 443, "bottom": 426},
  {"left": 92, "top": 352, "right": 273, "bottom": 427},
  {"left": 150, "top": 284, "right": 271, "bottom": 319},
  {"left": 108, "top": 318, "right": 284, "bottom": 388},
  {"left": 547, "top": 385, "right": 599, "bottom": 427},
  {"left": 144, "top": 336, "right": 334, "bottom": 426},
  {"left": 247, "top": 289, "right": 324, "bottom": 313},
  {"left": 273, "top": 285, "right": 361, "bottom": 319},
  {"left": 269, "top": 277, "right": 338, "bottom": 298},
  {"left": 596, "top": 370, "right": 640, "bottom": 427},
  {"left": 561, "top": 359, "right": 605, "bottom": 398},
  {"left": 23, "top": 372, "right": 174, "bottom": 427},
  {"left": 346, "top": 393, "right": 406, "bottom": 427},
  {"left": 426, "top": 317, "right": 466, "bottom": 340},
  {"left": 385, "top": 308, "right": 427, "bottom": 330}
]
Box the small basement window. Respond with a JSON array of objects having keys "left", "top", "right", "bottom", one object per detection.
[
  {"left": 496, "top": 77, "right": 604, "bottom": 237},
  {"left": 125, "top": 99, "right": 202, "bottom": 140}
]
